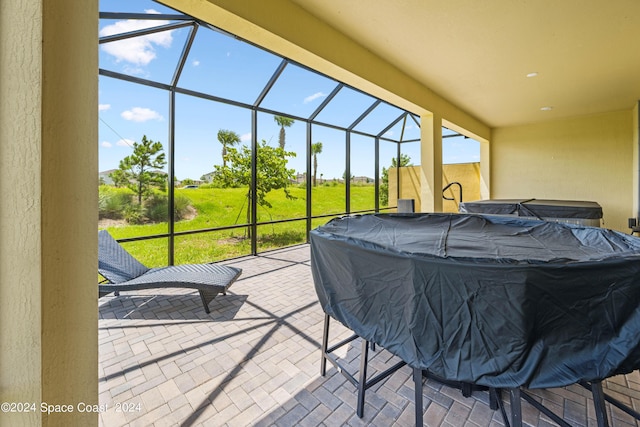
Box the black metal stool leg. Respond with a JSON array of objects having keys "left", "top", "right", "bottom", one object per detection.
[
  {"left": 489, "top": 388, "right": 500, "bottom": 410},
  {"left": 509, "top": 388, "right": 522, "bottom": 427},
  {"left": 414, "top": 367, "right": 424, "bottom": 427},
  {"left": 320, "top": 314, "right": 330, "bottom": 376},
  {"left": 356, "top": 338, "right": 370, "bottom": 418},
  {"left": 462, "top": 382, "right": 472, "bottom": 398},
  {"left": 319, "top": 313, "right": 407, "bottom": 420},
  {"left": 591, "top": 381, "right": 610, "bottom": 427}
]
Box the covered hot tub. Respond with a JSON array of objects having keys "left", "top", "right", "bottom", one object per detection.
[
  {"left": 459, "top": 198, "right": 603, "bottom": 227},
  {"left": 310, "top": 213, "right": 640, "bottom": 389}
]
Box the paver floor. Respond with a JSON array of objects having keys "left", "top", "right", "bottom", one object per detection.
[{"left": 99, "top": 244, "right": 640, "bottom": 426}]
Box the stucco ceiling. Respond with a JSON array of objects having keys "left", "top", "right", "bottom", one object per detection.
[{"left": 288, "top": 0, "right": 640, "bottom": 128}]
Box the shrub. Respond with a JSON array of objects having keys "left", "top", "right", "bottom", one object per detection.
[
  {"left": 99, "top": 186, "right": 133, "bottom": 219},
  {"left": 144, "top": 193, "right": 193, "bottom": 222},
  {"left": 174, "top": 194, "right": 192, "bottom": 220},
  {"left": 144, "top": 193, "right": 168, "bottom": 222},
  {"left": 124, "top": 204, "right": 145, "bottom": 224}
]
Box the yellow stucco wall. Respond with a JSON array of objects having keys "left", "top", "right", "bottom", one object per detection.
[
  {"left": 441, "top": 163, "right": 482, "bottom": 212},
  {"left": 0, "top": 1, "right": 98, "bottom": 426},
  {"left": 389, "top": 163, "right": 481, "bottom": 213},
  {"left": 492, "top": 110, "right": 634, "bottom": 232},
  {"left": 1, "top": 2, "right": 44, "bottom": 424},
  {"left": 389, "top": 166, "right": 421, "bottom": 209}
]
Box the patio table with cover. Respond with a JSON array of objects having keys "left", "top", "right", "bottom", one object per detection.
[{"left": 310, "top": 213, "right": 640, "bottom": 426}]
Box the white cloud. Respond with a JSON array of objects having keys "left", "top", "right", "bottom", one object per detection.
[
  {"left": 122, "top": 65, "right": 148, "bottom": 77},
  {"left": 240, "top": 133, "right": 252, "bottom": 142},
  {"left": 192, "top": 60, "right": 200, "bottom": 66},
  {"left": 304, "top": 92, "right": 327, "bottom": 104},
  {"left": 99, "top": 104, "right": 111, "bottom": 111},
  {"left": 121, "top": 107, "right": 163, "bottom": 122},
  {"left": 99, "top": 9, "right": 173, "bottom": 66},
  {"left": 116, "top": 138, "right": 135, "bottom": 147},
  {"left": 101, "top": 141, "right": 113, "bottom": 148},
  {"left": 383, "top": 130, "right": 394, "bottom": 137}
]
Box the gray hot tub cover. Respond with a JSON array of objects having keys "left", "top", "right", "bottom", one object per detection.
[
  {"left": 459, "top": 198, "right": 603, "bottom": 219},
  {"left": 310, "top": 213, "right": 640, "bottom": 389}
]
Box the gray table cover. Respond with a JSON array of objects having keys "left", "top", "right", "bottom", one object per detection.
[{"left": 310, "top": 213, "right": 640, "bottom": 388}]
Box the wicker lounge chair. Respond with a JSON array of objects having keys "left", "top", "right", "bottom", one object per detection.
[{"left": 98, "top": 230, "right": 242, "bottom": 313}]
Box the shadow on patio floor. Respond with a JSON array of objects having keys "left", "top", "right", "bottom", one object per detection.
[{"left": 98, "top": 245, "right": 640, "bottom": 427}]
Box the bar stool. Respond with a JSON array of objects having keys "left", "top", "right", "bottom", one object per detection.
[
  {"left": 319, "top": 313, "right": 406, "bottom": 418},
  {"left": 506, "top": 380, "right": 640, "bottom": 427}
]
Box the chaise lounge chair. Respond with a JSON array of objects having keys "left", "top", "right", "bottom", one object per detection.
[{"left": 98, "top": 230, "right": 242, "bottom": 313}]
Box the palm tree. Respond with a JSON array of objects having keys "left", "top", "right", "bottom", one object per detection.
[
  {"left": 311, "top": 141, "right": 323, "bottom": 187},
  {"left": 217, "top": 129, "right": 241, "bottom": 168},
  {"left": 274, "top": 115, "right": 295, "bottom": 149}
]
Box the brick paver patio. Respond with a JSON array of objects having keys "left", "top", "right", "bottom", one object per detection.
[{"left": 99, "top": 244, "right": 640, "bottom": 426}]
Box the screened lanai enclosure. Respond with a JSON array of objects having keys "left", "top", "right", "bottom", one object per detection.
[{"left": 99, "top": 0, "right": 427, "bottom": 264}]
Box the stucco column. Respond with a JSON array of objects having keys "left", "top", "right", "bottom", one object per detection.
[
  {"left": 420, "top": 113, "right": 443, "bottom": 212},
  {"left": 633, "top": 102, "right": 639, "bottom": 220},
  {"left": 479, "top": 137, "right": 491, "bottom": 200},
  {"left": 0, "top": 1, "right": 98, "bottom": 426}
]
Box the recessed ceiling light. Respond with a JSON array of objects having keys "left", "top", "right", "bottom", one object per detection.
[
  {"left": 526, "top": 72, "right": 539, "bottom": 78},
  {"left": 540, "top": 106, "right": 553, "bottom": 111}
]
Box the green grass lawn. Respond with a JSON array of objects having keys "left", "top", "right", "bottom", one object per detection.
[{"left": 101, "top": 184, "right": 381, "bottom": 266}]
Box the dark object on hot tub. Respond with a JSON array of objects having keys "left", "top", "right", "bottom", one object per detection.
[
  {"left": 310, "top": 213, "right": 640, "bottom": 390},
  {"left": 459, "top": 198, "right": 602, "bottom": 226},
  {"left": 397, "top": 198, "right": 415, "bottom": 213}
]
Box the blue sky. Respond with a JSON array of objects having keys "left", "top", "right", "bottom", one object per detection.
[{"left": 98, "top": 0, "right": 479, "bottom": 181}]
